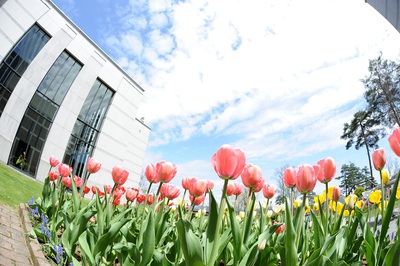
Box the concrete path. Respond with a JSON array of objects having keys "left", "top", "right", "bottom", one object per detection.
[{"left": 0, "top": 203, "right": 49, "bottom": 266}]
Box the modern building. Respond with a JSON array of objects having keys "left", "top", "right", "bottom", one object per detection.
[
  {"left": 366, "top": 0, "right": 400, "bottom": 33},
  {"left": 0, "top": 0, "right": 151, "bottom": 189}
]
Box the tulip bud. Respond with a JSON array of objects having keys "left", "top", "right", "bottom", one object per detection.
[
  {"left": 332, "top": 186, "right": 340, "bottom": 202},
  {"left": 258, "top": 239, "right": 267, "bottom": 251},
  {"left": 372, "top": 148, "right": 386, "bottom": 171},
  {"left": 381, "top": 169, "right": 390, "bottom": 185}
]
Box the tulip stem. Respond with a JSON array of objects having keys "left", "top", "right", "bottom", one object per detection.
[
  {"left": 290, "top": 187, "right": 294, "bottom": 217},
  {"left": 296, "top": 193, "right": 307, "bottom": 250},
  {"left": 209, "top": 179, "right": 229, "bottom": 266},
  {"left": 379, "top": 170, "right": 385, "bottom": 218},
  {"left": 325, "top": 183, "right": 329, "bottom": 235}
]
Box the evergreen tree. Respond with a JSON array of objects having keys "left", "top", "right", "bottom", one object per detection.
[{"left": 335, "top": 162, "right": 377, "bottom": 196}]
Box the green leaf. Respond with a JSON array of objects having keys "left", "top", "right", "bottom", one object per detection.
[
  {"left": 383, "top": 230, "right": 400, "bottom": 266},
  {"left": 177, "top": 217, "right": 205, "bottom": 266},
  {"left": 225, "top": 194, "right": 241, "bottom": 264},
  {"left": 79, "top": 231, "right": 95, "bottom": 265},
  {"left": 284, "top": 197, "right": 297, "bottom": 266},
  {"left": 310, "top": 210, "right": 324, "bottom": 250},
  {"left": 140, "top": 211, "right": 156, "bottom": 266},
  {"left": 205, "top": 189, "right": 218, "bottom": 265}
]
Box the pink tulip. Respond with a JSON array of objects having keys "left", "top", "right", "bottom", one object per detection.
[
  {"left": 126, "top": 188, "right": 139, "bottom": 202},
  {"left": 190, "top": 194, "right": 206, "bottom": 205},
  {"left": 49, "top": 156, "right": 60, "bottom": 167},
  {"left": 206, "top": 180, "right": 215, "bottom": 191},
  {"left": 147, "top": 194, "right": 154, "bottom": 205},
  {"left": 372, "top": 148, "right": 386, "bottom": 171},
  {"left": 332, "top": 186, "right": 341, "bottom": 201},
  {"left": 226, "top": 183, "right": 235, "bottom": 196},
  {"left": 211, "top": 144, "right": 246, "bottom": 180},
  {"left": 156, "top": 161, "right": 177, "bottom": 183},
  {"left": 182, "top": 177, "right": 191, "bottom": 190},
  {"left": 114, "top": 186, "right": 126, "bottom": 200},
  {"left": 226, "top": 182, "right": 244, "bottom": 196},
  {"left": 86, "top": 157, "right": 101, "bottom": 174},
  {"left": 389, "top": 128, "right": 400, "bottom": 157},
  {"left": 316, "top": 157, "right": 336, "bottom": 184},
  {"left": 160, "top": 184, "right": 181, "bottom": 200},
  {"left": 62, "top": 176, "right": 72, "bottom": 188},
  {"left": 253, "top": 178, "right": 264, "bottom": 192},
  {"left": 49, "top": 171, "right": 60, "bottom": 182},
  {"left": 296, "top": 164, "right": 317, "bottom": 194},
  {"left": 58, "top": 163, "right": 71, "bottom": 177},
  {"left": 282, "top": 167, "right": 297, "bottom": 188},
  {"left": 145, "top": 163, "right": 158, "bottom": 183},
  {"left": 188, "top": 179, "right": 207, "bottom": 198},
  {"left": 241, "top": 163, "right": 263, "bottom": 190},
  {"left": 263, "top": 184, "right": 276, "bottom": 199},
  {"left": 112, "top": 166, "right": 129, "bottom": 186},
  {"left": 104, "top": 185, "right": 113, "bottom": 194},
  {"left": 74, "top": 176, "right": 83, "bottom": 187}
]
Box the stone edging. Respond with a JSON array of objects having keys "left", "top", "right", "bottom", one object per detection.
[{"left": 18, "top": 203, "right": 51, "bottom": 266}]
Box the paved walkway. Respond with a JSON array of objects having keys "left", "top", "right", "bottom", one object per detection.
[{"left": 0, "top": 203, "right": 49, "bottom": 266}]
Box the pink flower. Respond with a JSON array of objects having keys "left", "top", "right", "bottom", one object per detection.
[
  {"left": 74, "top": 176, "right": 83, "bottom": 187},
  {"left": 273, "top": 221, "right": 285, "bottom": 234},
  {"left": 145, "top": 163, "right": 158, "bottom": 183},
  {"left": 211, "top": 144, "right": 246, "bottom": 180},
  {"left": 126, "top": 188, "right": 139, "bottom": 202},
  {"left": 188, "top": 179, "right": 207, "bottom": 198},
  {"left": 206, "top": 180, "right": 215, "bottom": 191},
  {"left": 296, "top": 164, "right": 317, "bottom": 194},
  {"left": 316, "top": 157, "right": 336, "bottom": 184},
  {"left": 86, "top": 157, "right": 101, "bottom": 174},
  {"left": 156, "top": 161, "right": 177, "bottom": 183},
  {"left": 263, "top": 184, "right": 276, "bottom": 199},
  {"left": 58, "top": 163, "right": 71, "bottom": 177},
  {"left": 227, "top": 182, "right": 245, "bottom": 196},
  {"left": 62, "top": 176, "right": 72, "bottom": 188},
  {"left": 389, "top": 128, "right": 400, "bottom": 157},
  {"left": 372, "top": 148, "right": 386, "bottom": 171},
  {"left": 241, "top": 163, "right": 264, "bottom": 190},
  {"left": 112, "top": 166, "right": 129, "bottom": 186},
  {"left": 83, "top": 186, "right": 90, "bottom": 194},
  {"left": 189, "top": 194, "right": 206, "bottom": 205},
  {"left": 147, "top": 194, "right": 154, "bottom": 205},
  {"left": 49, "top": 156, "right": 60, "bottom": 167},
  {"left": 160, "top": 184, "right": 181, "bottom": 200},
  {"left": 49, "top": 171, "right": 60, "bottom": 182},
  {"left": 182, "top": 177, "right": 192, "bottom": 190},
  {"left": 282, "top": 167, "right": 297, "bottom": 188},
  {"left": 332, "top": 186, "right": 341, "bottom": 201},
  {"left": 114, "top": 186, "right": 126, "bottom": 200}
]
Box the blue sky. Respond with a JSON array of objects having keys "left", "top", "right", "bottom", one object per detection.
[{"left": 52, "top": 0, "right": 400, "bottom": 201}]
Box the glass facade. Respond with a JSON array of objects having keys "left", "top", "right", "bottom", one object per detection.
[
  {"left": 0, "top": 24, "right": 50, "bottom": 117},
  {"left": 9, "top": 51, "right": 82, "bottom": 176},
  {"left": 63, "top": 79, "right": 114, "bottom": 178}
]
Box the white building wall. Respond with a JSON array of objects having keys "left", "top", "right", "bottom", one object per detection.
[{"left": 0, "top": 0, "right": 151, "bottom": 188}]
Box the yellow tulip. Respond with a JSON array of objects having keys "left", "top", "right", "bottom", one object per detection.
[
  {"left": 305, "top": 206, "right": 311, "bottom": 213},
  {"left": 369, "top": 190, "right": 381, "bottom": 204},
  {"left": 356, "top": 200, "right": 364, "bottom": 209},
  {"left": 379, "top": 200, "right": 388, "bottom": 211},
  {"left": 397, "top": 187, "right": 400, "bottom": 200},
  {"left": 313, "top": 202, "right": 319, "bottom": 212},
  {"left": 344, "top": 210, "right": 350, "bottom": 217},
  {"left": 293, "top": 199, "right": 302, "bottom": 208},
  {"left": 314, "top": 194, "right": 325, "bottom": 205},
  {"left": 239, "top": 211, "right": 245, "bottom": 219},
  {"left": 323, "top": 186, "right": 335, "bottom": 200},
  {"left": 381, "top": 169, "right": 390, "bottom": 185},
  {"left": 336, "top": 202, "right": 344, "bottom": 213}
]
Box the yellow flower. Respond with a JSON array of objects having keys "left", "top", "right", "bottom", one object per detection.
[
  {"left": 305, "top": 206, "right": 311, "bottom": 213},
  {"left": 381, "top": 169, "right": 390, "bottom": 185},
  {"left": 239, "top": 211, "right": 245, "bottom": 219},
  {"left": 379, "top": 200, "right": 388, "bottom": 211},
  {"left": 369, "top": 190, "right": 382, "bottom": 204},
  {"left": 293, "top": 199, "right": 302, "bottom": 208},
  {"left": 313, "top": 202, "right": 319, "bottom": 212},
  {"left": 356, "top": 200, "right": 364, "bottom": 209},
  {"left": 336, "top": 202, "right": 344, "bottom": 213},
  {"left": 325, "top": 186, "right": 335, "bottom": 200},
  {"left": 345, "top": 194, "right": 357, "bottom": 209},
  {"left": 344, "top": 209, "right": 350, "bottom": 217},
  {"left": 397, "top": 187, "right": 400, "bottom": 200},
  {"left": 314, "top": 194, "right": 325, "bottom": 205}
]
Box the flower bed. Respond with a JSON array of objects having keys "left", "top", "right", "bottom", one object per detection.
[{"left": 27, "top": 129, "right": 400, "bottom": 265}]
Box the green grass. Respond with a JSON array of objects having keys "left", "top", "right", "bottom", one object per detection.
[{"left": 0, "top": 163, "right": 43, "bottom": 209}]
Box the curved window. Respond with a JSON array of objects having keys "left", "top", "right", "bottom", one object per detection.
[
  {"left": 0, "top": 24, "right": 50, "bottom": 117},
  {"left": 63, "top": 79, "right": 114, "bottom": 178},
  {"left": 9, "top": 51, "right": 82, "bottom": 176}
]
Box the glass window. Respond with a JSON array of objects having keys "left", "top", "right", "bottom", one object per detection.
[
  {"left": 63, "top": 79, "right": 115, "bottom": 179},
  {"left": 0, "top": 25, "right": 50, "bottom": 117},
  {"left": 9, "top": 51, "right": 82, "bottom": 177}
]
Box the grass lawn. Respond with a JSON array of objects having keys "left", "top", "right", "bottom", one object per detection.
[{"left": 0, "top": 163, "right": 43, "bottom": 209}]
